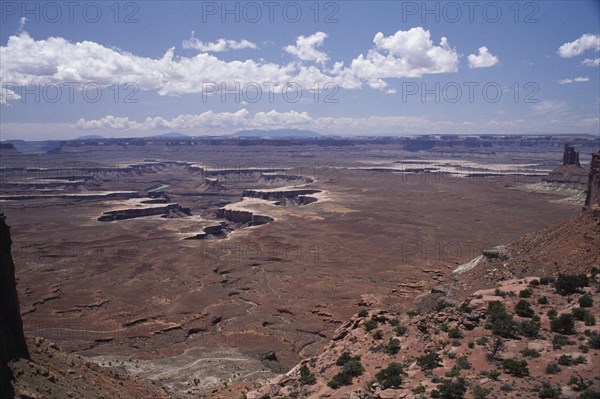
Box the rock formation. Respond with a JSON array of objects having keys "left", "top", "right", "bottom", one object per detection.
[
  {"left": 216, "top": 209, "right": 274, "bottom": 225},
  {"left": 543, "top": 144, "right": 587, "bottom": 184},
  {"left": 585, "top": 151, "right": 600, "bottom": 207},
  {"left": 0, "top": 214, "right": 29, "bottom": 398},
  {"left": 98, "top": 203, "right": 191, "bottom": 221},
  {"left": 563, "top": 144, "right": 580, "bottom": 166}
]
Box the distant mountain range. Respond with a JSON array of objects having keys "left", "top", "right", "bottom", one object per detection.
[{"left": 230, "top": 129, "right": 322, "bottom": 138}]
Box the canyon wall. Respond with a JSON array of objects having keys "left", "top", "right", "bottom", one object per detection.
[
  {"left": 585, "top": 151, "right": 600, "bottom": 207},
  {"left": 0, "top": 214, "right": 29, "bottom": 398}
]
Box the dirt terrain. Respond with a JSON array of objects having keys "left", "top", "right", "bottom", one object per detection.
[{"left": 1, "top": 135, "right": 598, "bottom": 397}]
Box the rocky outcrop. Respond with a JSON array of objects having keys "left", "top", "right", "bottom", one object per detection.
[
  {"left": 1, "top": 214, "right": 29, "bottom": 398},
  {"left": 216, "top": 209, "right": 273, "bottom": 226},
  {"left": 242, "top": 189, "right": 321, "bottom": 206},
  {"left": 543, "top": 145, "right": 587, "bottom": 184},
  {"left": 98, "top": 203, "right": 190, "bottom": 221},
  {"left": 563, "top": 144, "right": 580, "bottom": 166},
  {"left": 585, "top": 151, "right": 600, "bottom": 207}
]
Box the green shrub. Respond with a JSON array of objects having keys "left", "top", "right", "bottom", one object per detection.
[
  {"left": 335, "top": 352, "right": 354, "bottom": 366},
  {"left": 468, "top": 342, "right": 474, "bottom": 349},
  {"left": 538, "top": 296, "right": 549, "bottom": 305},
  {"left": 364, "top": 319, "right": 378, "bottom": 331},
  {"left": 515, "top": 300, "right": 534, "bottom": 318},
  {"left": 519, "top": 319, "right": 541, "bottom": 338},
  {"left": 413, "top": 385, "right": 426, "bottom": 394},
  {"left": 552, "top": 334, "right": 575, "bottom": 349},
  {"left": 538, "top": 382, "right": 562, "bottom": 398},
  {"left": 540, "top": 276, "right": 555, "bottom": 285},
  {"left": 519, "top": 288, "right": 533, "bottom": 298},
  {"left": 389, "top": 318, "right": 400, "bottom": 326},
  {"left": 494, "top": 289, "right": 506, "bottom": 297},
  {"left": 501, "top": 358, "right": 529, "bottom": 377},
  {"left": 521, "top": 348, "right": 541, "bottom": 358},
  {"left": 343, "top": 358, "right": 364, "bottom": 377},
  {"left": 472, "top": 385, "right": 492, "bottom": 399},
  {"left": 579, "top": 388, "right": 600, "bottom": 399},
  {"left": 445, "top": 367, "right": 460, "bottom": 378},
  {"left": 448, "top": 327, "right": 463, "bottom": 339},
  {"left": 551, "top": 314, "right": 576, "bottom": 334},
  {"left": 485, "top": 301, "right": 517, "bottom": 338},
  {"left": 584, "top": 312, "right": 596, "bottom": 326},
  {"left": 375, "top": 362, "right": 405, "bottom": 389},
  {"left": 394, "top": 325, "right": 407, "bottom": 336},
  {"left": 437, "top": 378, "right": 467, "bottom": 399},
  {"left": 573, "top": 307, "right": 590, "bottom": 321},
  {"left": 555, "top": 274, "right": 589, "bottom": 295},
  {"left": 456, "top": 356, "right": 471, "bottom": 370},
  {"left": 358, "top": 309, "right": 369, "bottom": 317},
  {"left": 579, "top": 294, "right": 593, "bottom": 308},
  {"left": 299, "top": 365, "right": 316, "bottom": 385},
  {"left": 374, "top": 330, "right": 384, "bottom": 340},
  {"left": 407, "top": 310, "right": 418, "bottom": 317},
  {"left": 383, "top": 338, "right": 401, "bottom": 355},
  {"left": 327, "top": 371, "right": 352, "bottom": 389},
  {"left": 529, "top": 279, "right": 540, "bottom": 286},
  {"left": 547, "top": 308, "right": 558, "bottom": 319},
  {"left": 417, "top": 352, "right": 442, "bottom": 371},
  {"left": 431, "top": 389, "right": 440, "bottom": 398},
  {"left": 485, "top": 370, "right": 500, "bottom": 380},
  {"left": 475, "top": 336, "right": 488, "bottom": 346},
  {"left": 545, "top": 362, "right": 561, "bottom": 374},
  {"left": 588, "top": 332, "right": 600, "bottom": 349}
]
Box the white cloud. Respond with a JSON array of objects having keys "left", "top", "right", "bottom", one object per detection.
[
  {"left": 467, "top": 47, "right": 499, "bottom": 68},
  {"left": 557, "top": 34, "right": 600, "bottom": 58},
  {"left": 582, "top": 58, "right": 600, "bottom": 67},
  {"left": 284, "top": 32, "right": 329, "bottom": 64},
  {"left": 558, "top": 76, "right": 590, "bottom": 84},
  {"left": 182, "top": 31, "right": 257, "bottom": 52},
  {"left": 533, "top": 100, "right": 567, "bottom": 115},
  {"left": 346, "top": 27, "right": 459, "bottom": 88},
  {"left": 0, "top": 29, "right": 464, "bottom": 104}
]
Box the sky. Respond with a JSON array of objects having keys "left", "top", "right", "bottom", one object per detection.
[{"left": 0, "top": 0, "right": 599, "bottom": 140}]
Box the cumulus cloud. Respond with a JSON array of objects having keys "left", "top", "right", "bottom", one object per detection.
[
  {"left": 182, "top": 31, "right": 257, "bottom": 52},
  {"left": 1, "top": 29, "right": 464, "bottom": 103},
  {"left": 349, "top": 28, "right": 458, "bottom": 85},
  {"left": 467, "top": 47, "right": 499, "bottom": 68},
  {"left": 558, "top": 76, "right": 589, "bottom": 84},
  {"left": 284, "top": 32, "right": 329, "bottom": 64},
  {"left": 557, "top": 34, "right": 600, "bottom": 58},
  {"left": 582, "top": 58, "right": 600, "bottom": 67}
]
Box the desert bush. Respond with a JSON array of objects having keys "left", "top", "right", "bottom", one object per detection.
[
  {"left": 394, "top": 325, "right": 407, "bottom": 336},
  {"left": 389, "top": 318, "right": 400, "bottom": 326},
  {"left": 579, "top": 388, "right": 600, "bottom": 399},
  {"left": 529, "top": 279, "right": 540, "bottom": 286},
  {"left": 521, "top": 348, "right": 541, "bottom": 358},
  {"left": 584, "top": 313, "right": 596, "bottom": 326},
  {"left": 545, "top": 362, "right": 561, "bottom": 374},
  {"left": 383, "top": 338, "right": 401, "bottom": 355},
  {"left": 547, "top": 308, "right": 558, "bottom": 319},
  {"left": 437, "top": 378, "right": 467, "bottom": 399},
  {"left": 448, "top": 327, "right": 463, "bottom": 339},
  {"left": 417, "top": 352, "right": 442, "bottom": 371},
  {"left": 373, "top": 330, "right": 384, "bottom": 340},
  {"left": 472, "top": 385, "right": 492, "bottom": 399},
  {"left": 456, "top": 356, "right": 471, "bottom": 370},
  {"left": 375, "top": 362, "right": 405, "bottom": 389},
  {"left": 555, "top": 274, "right": 589, "bottom": 295},
  {"left": 519, "top": 288, "right": 533, "bottom": 298},
  {"left": 485, "top": 370, "right": 500, "bottom": 380},
  {"left": 485, "top": 301, "right": 517, "bottom": 338},
  {"left": 501, "top": 358, "right": 529, "bottom": 377},
  {"left": 358, "top": 309, "right": 369, "bottom": 317},
  {"left": 364, "top": 319, "right": 378, "bottom": 332},
  {"left": 335, "top": 352, "right": 354, "bottom": 366},
  {"left": 588, "top": 332, "right": 600, "bottom": 349},
  {"left": 538, "top": 382, "right": 562, "bottom": 398},
  {"left": 551, "top": 314, "right": 576, "bottom": 334},
  {"left": 579, "top": 294, "right": 593, "bottom": 308},
  {"left": 299, "top": 365, "right": 316, "bottom": 385},
  {"left": 540, "top": 276, "right": 555, "bottom": 285},
  {"left": 538, "top": 296, "right": 549, "bottom": 305},
  {"left": 445, "top": 367, "right": 460, "bottom": 378},
  {"left": 519, "top": 319, "right": 541, "bottom": 338},
  {"left": 552, "top": 334, "right": 575, "bottom": 349},
  {"left": 475, "top": 336, "right": 488, "bottom": 346},
  {"left": 515, "top": 300, "right": 534, "bottom": 318}
]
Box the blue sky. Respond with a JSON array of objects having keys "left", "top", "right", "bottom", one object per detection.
[{"left": 1, "top": 0, "right": 599, "bottom": 140}]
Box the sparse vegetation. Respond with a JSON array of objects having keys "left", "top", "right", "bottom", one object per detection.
[
  {"left": 417, "top": 352, "right": 442, "bottom": 371},
  {"left": 383, "top": 338, "right": 401, "bottom": 355},
  {"left": 375, "top": 362, "right": 405, "bottom": 389},
  {"left": 515, "top": 300, "right": 534, "bottom": 318},
  {"left": 553, "top": 334, "right": 575, "bottom": 349},
  {"left": 394, "top": 325, "right": 407, "bottom": 336},
  {"left": 437, "top": 378, "right": 467, "bottom": 399},
  {"left": 472, "top": 385, "right": 492, "bottom": 399},
  {"left": 538, "top": 382, "right": 562, "bottom": 398},
  {"left": 555, "top": 274, "right": 589, "bottom": 296},
  {"left": 485, "top": 301, "right": 517, "bottom": 338},
  {"left": 448, "top": 327, "right": 463, "bottom": 339},
  {"left": 579, "top": 294, "right": 593, "bottom": 308},
  {"left": 501, "top": 358, "right": 529, "bottom": 377},
  {"left": 521, "top": 348, "right": 541, "bottom": 358},
  {"left": 538, "top": 296, "right": 548, "bottom": 305},
  {"left": 373, "top": 330, "right": 384, "bottom": 340},
  {"left": 327, "top": 357, "right": 364, "bottom": 389},
  {"left": 519, "top": 319, "right": 540, "bottom": 338},
  {"left": 551, "top": 314, "right": 576, "bottom": 335},
  {"left": 545, "top": 362, "right": 561, "bottom": 375},
  {"left": 588, "top": 332, "right": 600, "bottom": 349},
  {"left": 358, "top": 309, "right": 369, "bottom": 317},
  {"left": 519, "top": 288, "right": 533, "bottom": 298},
  {"left": 364, "top": 319, "right": 378, "bottom": 332},
  {"left": 456, "top": 356, "right": 471, "bottom": 370},
  {"left": 299, "top": 365, "right": 316, "bottom": 385}
]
